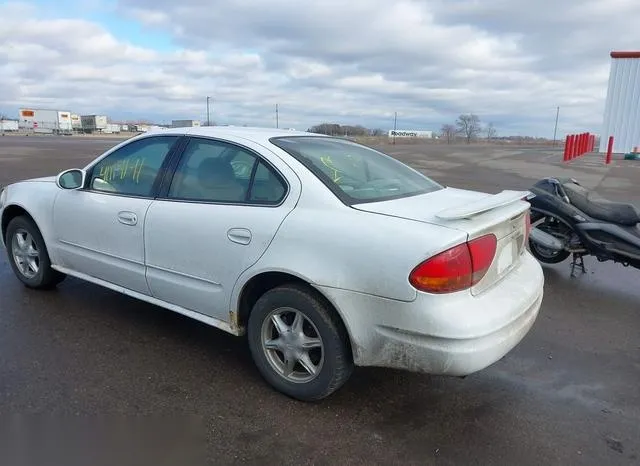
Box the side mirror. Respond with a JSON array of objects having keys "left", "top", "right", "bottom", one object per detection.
[{"left": 56, "top": 169, "right": 86, "bottom": 190}]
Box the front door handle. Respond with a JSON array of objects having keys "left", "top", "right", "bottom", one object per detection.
[
  {"left": 117, "top": 211, "right": 138, "bottom": 226},
  {"left": 227, "top": 228, "right": 252, "bottom": 245}
]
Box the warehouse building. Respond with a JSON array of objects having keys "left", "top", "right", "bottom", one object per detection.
[
  {"left": 172, "top": 119, "right": 201, "bottom": 128},
  {"left": 0, "top": 119, "right": 19, "bottom": 132},
  {"left": 71, "top": 114, "right": 82, "bottom": 131},
  {"left": 600, "top": 51, "right": 640, "bottom": 153},
  {"left": 80, "top": 114, "right": 108, "bottom": 133},
  {"left": 103, "top": 123, "right": 121, "bottom": 134},
  {"left": 18, "top": 108, "right": 73, "bottom": 135}
]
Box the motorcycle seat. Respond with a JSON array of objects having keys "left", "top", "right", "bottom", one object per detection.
[{"left": 563, "top": 182, "right": 640, "bottom": 226}]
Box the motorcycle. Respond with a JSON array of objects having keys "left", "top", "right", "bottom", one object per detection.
[{"left": 526, "top": 177, "right": 640, "bottom": 276}]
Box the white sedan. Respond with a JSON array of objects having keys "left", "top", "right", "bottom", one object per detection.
[{"left": 0, "top": 127, "right": 544, "bottom": 401}]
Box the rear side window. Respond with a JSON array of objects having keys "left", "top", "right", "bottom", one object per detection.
[
  {"left": 168, "top": 137, "right": 287, "bottom": 204},
  {"left": 249, "top": 161, "right": 286, "bottom": 203},
  {"left": 270, "top": 136, "right": 442, "bottom": 204}
]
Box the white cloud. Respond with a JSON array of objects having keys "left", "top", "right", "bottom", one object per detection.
[{"left": 1, "top": 0, "right": 640, "bottom": 135}]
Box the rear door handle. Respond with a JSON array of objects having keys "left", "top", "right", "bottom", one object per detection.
[
  {"left": 227, "top": 228, "right": 252, "bottom": 245},
  {"left": 117, "top": 211, "right": 138, "bottom": 226}
]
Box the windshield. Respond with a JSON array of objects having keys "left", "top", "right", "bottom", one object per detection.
[{"left": 270, "top": 136, "right": 443, "bottom": 204}]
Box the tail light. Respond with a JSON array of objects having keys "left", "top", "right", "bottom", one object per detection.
[{"left": 409, "top": 234, "right": 497, "bottom": 294}]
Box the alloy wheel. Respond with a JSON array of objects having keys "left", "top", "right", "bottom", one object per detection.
[
  {"left": 11, "top": 228, "right": 40, "bottom": 279},
  {"left": 260, "top": 307, "right": 325, "bottom": 383}
]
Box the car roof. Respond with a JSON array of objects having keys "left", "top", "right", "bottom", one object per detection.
[{"left": 145, "top": 126, "right": 326, "bottom": 145}]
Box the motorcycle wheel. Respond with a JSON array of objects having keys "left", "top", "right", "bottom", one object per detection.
[{"left": 528, "top": 217, "right": 572, "bottom": 264}]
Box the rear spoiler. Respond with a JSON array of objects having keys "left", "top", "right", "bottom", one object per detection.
[{"left": 436, "top": 190, "right": 533, "bottom": 220}]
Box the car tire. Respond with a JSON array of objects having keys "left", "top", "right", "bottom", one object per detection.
[
  {"left": 247, "top": 284, "right": 354, "bottom": 401},
  {"left": 5, "top": 215, "right": 66, "bottom": 289}
]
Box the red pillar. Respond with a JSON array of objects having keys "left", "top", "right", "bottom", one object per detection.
[
  {"left": 576, "top": 133, "right": 582, "bottom": 157},
  {"left": 567, "top": 135, "right": 575, "bottom": 159},
  {"left": 584, "top": 133, "right": 589, "bottom": 154},
  {"left": 587, "top": 133, "right": 592, "bottom": 153},
  {"left": 572, "top": 134, "right": 579, "bottom": 159},
  {"left": 578, "top": 133, "right": 584, "bottom": 157},
  {"left": 563, "top": 135, "right": 571, "bottom": 161},
  {"left": 581, "top": 133, "right": 587, "bottom": 155},
  {"left": 606, "top": 136, "right": 614, "bottom": 165}
]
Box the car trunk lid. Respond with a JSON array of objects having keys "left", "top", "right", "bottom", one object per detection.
[{"left": 352, "top": 187, "right": 532, "bottom": 295}]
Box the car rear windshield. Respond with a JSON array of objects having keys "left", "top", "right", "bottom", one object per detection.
[{"left": 270, "top": 136, "right": 442, "bottom": 204}]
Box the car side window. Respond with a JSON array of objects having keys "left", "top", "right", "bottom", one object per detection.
[
  {"left": 89, "top": 136, "right": 179, "bottom": 197},
  {"left": 249, "top": 161, "right": 286, "bottom": 203},
  {"left": 168, "top": 138, "right": 286, "bottom": 204}
]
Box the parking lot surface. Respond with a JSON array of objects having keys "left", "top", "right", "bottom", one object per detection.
[{"left": 1, "top": 135, "right": 639, "bottom": 465}]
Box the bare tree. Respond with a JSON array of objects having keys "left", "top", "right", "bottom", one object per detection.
[
  {"left": 441, "top": 124, "right": 457, "bottom": 144},
  {"left": 307, "top": 123, "right": 369, "bottom": 137},
  {"left": 486, "top": 122, "right": 497, "bottom": 141},
  {"left": 456, "top": 113, "right": 482, "bottom": 144},
  {"left": 308, "top": 123, "right": 341, "bottom": 135}
]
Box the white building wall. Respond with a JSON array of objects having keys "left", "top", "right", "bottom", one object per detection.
[
  {"left": 103, "top": 124, "right": 121, "bottom": 133},
  {"left": 18, "top": 108, "right": 72, "bottom": 133},
  {"left": 57, "top": 111, "right": 73, "bottom": 132},
  {"left": 71, "top": 114, "right": 82, "bottom": 129},
  {"left": 172, "top": 119, "right": 201, "bottom": 128},
  {"left": 600, "top": 52, "right": 640, "bottom": 153},
  {"left": 0, "top": 120, "right": 19, "bottom": 131}
]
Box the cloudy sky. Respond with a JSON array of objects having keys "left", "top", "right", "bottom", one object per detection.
[{"left": 1, "top": 0, "right": 638, "bottom": 136}]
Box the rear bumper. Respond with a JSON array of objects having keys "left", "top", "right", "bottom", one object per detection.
[
  {"left": 369, "top": 291, "right": 541, "bottom": 375},
  {"left": 317, "top": 251, "right": 544, "bottom": 376}
]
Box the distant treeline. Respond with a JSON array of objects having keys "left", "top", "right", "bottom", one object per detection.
[{"left": 307, "top": 123, "right": 386, "bottom": 137}]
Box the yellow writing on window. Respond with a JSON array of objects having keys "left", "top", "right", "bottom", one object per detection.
[
  {"left": 99, "top": 158, "right": 145, "bottom": 183},
  {"left": 320, "top": 156, "right": 341, "bottom": 182}
]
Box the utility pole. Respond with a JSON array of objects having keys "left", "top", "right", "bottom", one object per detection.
[
  {"left": 393, "top": 112, "right": 397, "bottom": 145},
  {"left": 553, "top": 106, "right": 560, "bottom": 146},
  {"left": 276, "top": 104, "right": 279, "bottom": 128},
  {"left": 206, "top": 96, "right": 211, "bottom": 126}
]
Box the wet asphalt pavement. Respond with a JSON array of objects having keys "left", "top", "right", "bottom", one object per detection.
[{"left": 0, "top": 135, "right": 639, "bottom": 465}]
